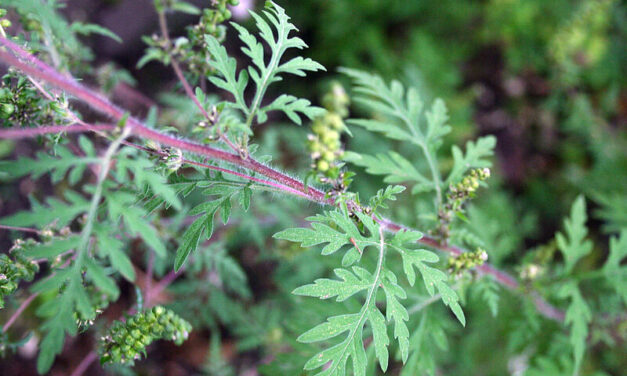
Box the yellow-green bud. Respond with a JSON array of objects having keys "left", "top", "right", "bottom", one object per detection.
[{"left": 317, "top": 160, "right": 329, "bottom": 172}]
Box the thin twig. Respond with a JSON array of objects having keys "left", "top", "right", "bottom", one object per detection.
[
  {"left": 145, "top": 251, "right": 155, "bottom": 297},
  {"left": 157, "top": 10, "right": 240, "bottom": 154},
  {"left": 2, "top": 293, "right": 39, "bottom": 332},
  {"left": 0, "top": 224, "right": 42, "bottom": 234},
  {"left": 69, "top": 351, "right": 97, "bottom": 376}
]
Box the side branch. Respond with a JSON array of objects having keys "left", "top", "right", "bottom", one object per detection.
[{"left": 0, "top": 36, "right": 328, "bottom": 203}]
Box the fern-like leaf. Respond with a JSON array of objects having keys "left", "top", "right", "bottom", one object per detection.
[
  {"left": 275, "top": 208, "right": 463, "bottom": 375},
  {"left": 556, "top": 195, "right": 593, "bottom": 273},
  {"left": 559, "top": 282, "right": 591, "bottom": 374},
  {"left": 174, "top": 179, "right": 252, "bottom": 271},
  {"left": 603, "top": 230, "right": 627, "bottom": 304},
  {"left": 207, "top": 1, "right": 325, "bottom": 129}
]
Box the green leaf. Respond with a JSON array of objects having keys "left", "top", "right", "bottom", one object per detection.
[
  {"left": 297, "top": 313, "right": 360, "bottom": 343},
  {"left": 85, "top": 258, "right": 120, "bottom": 298},
  {"left": 0, "top": 190, "right": 90, "bottom": 228},
  {"left": 260, "top": 94, "right": 325, "bottom": 125},
  {"left": 36, "top": 273, "right": 92, "bottom": 373},
  {"left": 293, "top": 267, "right": 372, "bottom": 302},
  {"left": 25, "top": 236, "right": 80, "bottom": 259},
  {"left": 129, "top": 158, "right": 182, "bottom": 210},
  {"left": 0, "top": 145, "right": 98, "bottom": 183},
  {"left": 278, "top": 56, "right": 325, "bottom": 77},
  {"left": 557, "top": 195, "right": 593, "bottom": 273},
  {"left": 473, "top": 277, "right": 500, "bottom": 317},
  {"left": 107, "top": 192, "right": 167, "bottom": 257},
  {"left": 368, "top": 305, "right": 389, "bottom": 372},
  {"left": 603, "top": 230, "right": 627, "bottom": 304},
  {"left": 174, "top": 215, "right": 206, "bottom": 271},
  {"left": 95, "top": 226, "right": 136, "bottom": 281},
  {"left": 396, "top": 246, "right": 465, "bottom": 326},
  {"left": 170, "top": 1, "right": 200, "bottom": 14},
  {"left": 220, "top": 1, "right": 325, "bottom": 127},
  {"left": 341, "top": 68, "right": 450, "bottom": 198},
  {"left": 340, "top": 68, "right": 446, "bottom": 148},
  {"left": 285, "top": 208, "right": 418, "bottom": 375},
  {"left": 344, "top": 151, "right": 431, "bottom": 191},
  {"left": 592, "top": 192, "right": 627, "bottom": 234},
  {"left": 205, "top": 35, "right": 248, "bottom": 112},
  {"left": 70, "top": 22, "right": 122, "bottom": 43},
  {"left": 381, "top": 272, "right": 410, "bottom": 363},
  {"left": 174, "top": 181, "right": 250, "bottom": 271},
  {"left": 559, "top": 282, "right": 591, "bottom": 374},
  {"left": 446, "top": 136, "right": 496, "bottom": 185}
]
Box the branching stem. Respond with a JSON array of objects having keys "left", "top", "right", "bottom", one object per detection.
[{"left": 156, "top": 10, "right": 240, "bottom": 154}]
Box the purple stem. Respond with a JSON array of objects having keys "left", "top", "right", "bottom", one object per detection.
[
  {"left": 0, "top": 224, "right": 41, "bottom": 234},
  {"left": 69, "top": 350, "right": 97, "bottom": 376},
  {"left": 2, "top": 293, "right": 39, "bottom": 332},
  {"left": 0, "top": 124, "right": 114, "bottom": 139},
  {"left": 0, "top": 39, "right": 327, "bottom": 202}
]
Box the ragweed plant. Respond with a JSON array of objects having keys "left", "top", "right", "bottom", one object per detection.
[{"left": 0, "top": 1, "right": 624, "bottom": 376}]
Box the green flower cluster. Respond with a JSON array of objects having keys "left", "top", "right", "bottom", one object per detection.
[
  {"left": 99, "top": 306, "right": 192, "bottom": 365},
  {"left": 0, "top": 240, "right": 39, "bottom": 309},
  {"left": 0, "top": 8, "right": 11, "bottom": 29},
  {"left": 447, "top": 248, "right": 488, "bottom": 278},
  {"left": 0, "top": 73, "right": 54, "bottom": 128},
  {"left": 435, "top": 168, "right": 490, "bottom": 244},
  {"left": 181, "top": 0, "right": 239, "bottom": 77},
  {"left": 143, "top": 0, "right": 238, "bottom": 78},
  {"left": 447, "top": 168, "right": 490, "bottom": 211},
  {"left": 307, "top": 82, "right": 350, "bottom": 181}
]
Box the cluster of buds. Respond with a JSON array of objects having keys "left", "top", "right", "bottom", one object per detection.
[
  {"left": 187, "top": 0, "right": 239, "bottom": 43},
  {"left": 0, "top": 8, "right": 11, "bottom": 29},
  {"left": 0, "top": 240, "right": 39, "bottom": 309},
  {"left": 142, "top": 0, "right": 238, "bottom": 75},
  {"left": 520, "top": 263, "right": 543, "bottom": 281},
  {"left": 0, "top": 72, "right": 56, "bottom": 127},
  {"left": 447, "top": 168, "right": 490, "bottom": 211},
  {"left": 184, "top": 0, "right": 239, "bottom": 77},
  {"left": 99, "top": 306, "right": 192, "bottom": 365},
  {"left": 145, "top": 141, "right": 184, "bottom": 173},
  {"left": 447, "top": 248, "right": 488, "bottom": 278},
  {"left": 308, "top": 82, "right": 350, "bottom": 182},
  {"left": 161, "top": 147, "right": 184, "bottom": 173},
  {"left": 434, "top": 168, "right": 490, "bottom": 244}
]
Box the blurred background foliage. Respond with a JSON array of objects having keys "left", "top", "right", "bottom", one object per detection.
[{"left": 0, "top": 0, "right": 625, "bottom": 375}]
